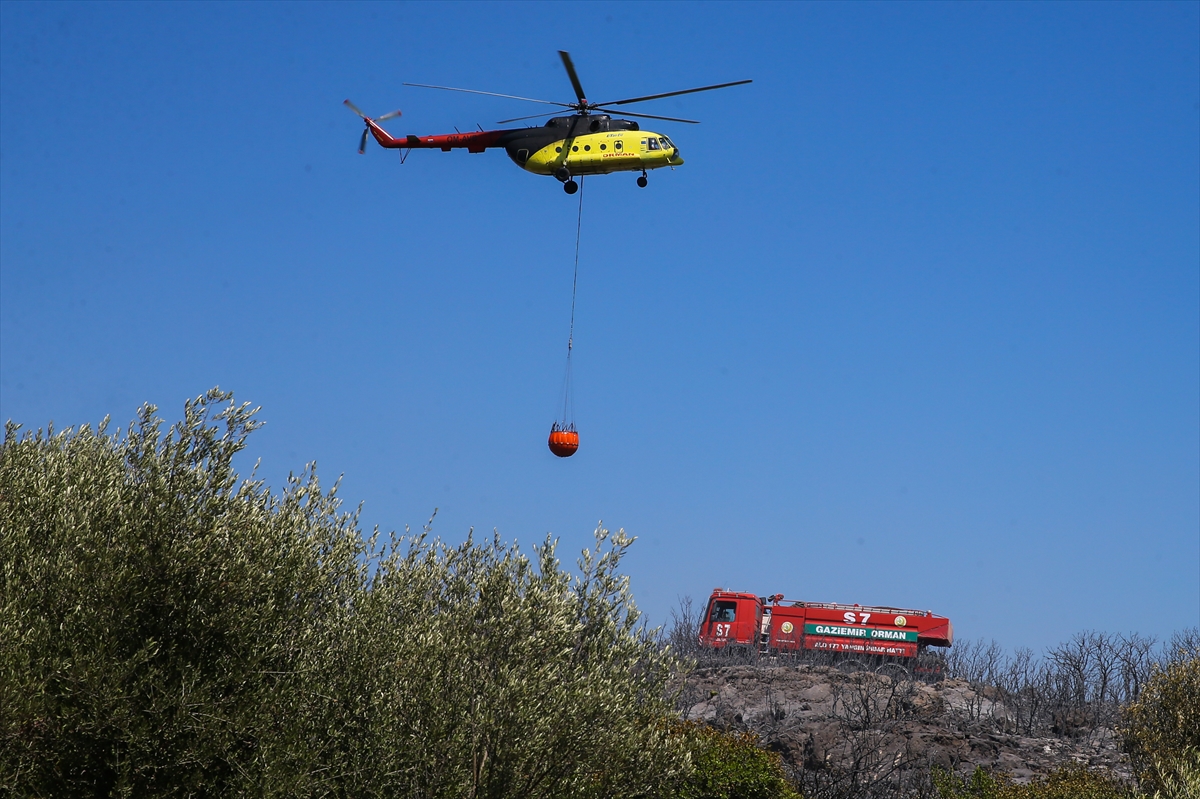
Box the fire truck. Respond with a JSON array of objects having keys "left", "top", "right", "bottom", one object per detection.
[{"left": 697, "top": 589, "right": 952, "bottom": 671}]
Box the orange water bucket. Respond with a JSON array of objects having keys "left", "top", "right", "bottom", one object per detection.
[{"left": 548, "top": 425, "right": 579, "bottom": 458}]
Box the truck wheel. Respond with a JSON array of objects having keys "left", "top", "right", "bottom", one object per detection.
[{"left": 876, "top": 662, "right": 910, "bottom": 681}]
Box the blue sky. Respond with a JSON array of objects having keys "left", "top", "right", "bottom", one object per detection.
[{"left": 2, "top": 1, "right": 1197, "bottom": 650}]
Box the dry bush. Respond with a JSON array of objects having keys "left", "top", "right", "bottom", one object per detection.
[
  {"left": 932, "top": 764, "right": 1134, "bottom": 798},
  {"left": 944, "top": 632, "right": 1167, "bottom": 739}
]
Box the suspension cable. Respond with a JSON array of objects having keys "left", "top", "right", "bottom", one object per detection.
[
  {"left": 559, "top": 178, "right": 584, "bottom": 426},
  {"left": 568, "top": 176, "right": 584, "bottom": 356}
]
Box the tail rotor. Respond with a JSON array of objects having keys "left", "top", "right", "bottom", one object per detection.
[{"left": 343, "top": 100, "right": 402, "bottom": 154}]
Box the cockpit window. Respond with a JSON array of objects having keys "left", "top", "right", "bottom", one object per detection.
[
  {"left": 658, "top": 137, "right": 670, "bottom": 149},
  {"left": 662, "top": 136, "right": 675, "bottom": 149},
  {"left": 647, "top": 138, "right": 660, "bottom": 151},
  {"left": 709, "top": 601, "right": 737, "bottom": 623}
]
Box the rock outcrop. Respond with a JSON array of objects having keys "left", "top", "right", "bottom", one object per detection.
[{"left": 675, "top": 664, "right": 1130, "bottom": 793}]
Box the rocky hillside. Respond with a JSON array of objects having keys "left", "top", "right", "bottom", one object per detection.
[{"left": 674, "top": 664, "right": 1131, "bottom": 797}]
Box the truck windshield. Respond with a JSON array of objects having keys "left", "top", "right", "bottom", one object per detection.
[{"left": 709, "top": 601, "right": 737, "bottom": 623}]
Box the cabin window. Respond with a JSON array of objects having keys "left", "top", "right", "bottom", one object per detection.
[
  {"left": 584, "top": 144, "right": 591, "bottom": 151},
  {"left": 555, "top": 146, "right": 562, "bottom": 153},
  {"left": 647, "top": 138, "right": 660, "bottom": 151},
  {"left": 710, "top": 601, "right": 737, "bottom": 623},
  {"left": 599, "top": 143, "right": 606, "bottom": 150},
  {"left": 572, "top": 145, "right": 579, "bottom": 152},
  {"left": 614, "top": 141, "right": 623, "bottom": 151}
]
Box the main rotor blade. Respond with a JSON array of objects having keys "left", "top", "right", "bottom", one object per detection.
[
  {"left": 591, "top": 107, "right": 700, "bottom": 124},
  {"left": 344, "top": 99, "right": 368, "bottom": 119},
  {"left": 403, "top": 82, "right": 569, "bottom": 108},
  {"left": 498, "top": 107, "right": 701, "bottom": 125},
  {"left": 497, "top": 111, "right": 565, "bottom": 124},
  {"left": 593, "top": 79, "right": 752, "bottom": 108},
  {"left": 376, "top": 109, "right": 403, "bottom": 122},
  {"left": 559, "top": 51, "right": 588, "bottom": 104}
]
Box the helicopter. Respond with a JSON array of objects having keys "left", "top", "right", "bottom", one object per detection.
[{"left": 344, "top": 51, "right": 750, "bottom": 193}]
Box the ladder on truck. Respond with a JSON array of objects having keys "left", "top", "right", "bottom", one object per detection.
[{"left": 758, "top": 606, "right": 773, "bottom": 654}]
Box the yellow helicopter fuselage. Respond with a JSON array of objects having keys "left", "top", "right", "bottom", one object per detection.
[{"left": 522, "top": 130, "right": 684, "bottom": 176}]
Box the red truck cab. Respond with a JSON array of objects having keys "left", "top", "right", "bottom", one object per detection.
[{"left": 698, "top": 590, "right": 764, "bottom": 650}]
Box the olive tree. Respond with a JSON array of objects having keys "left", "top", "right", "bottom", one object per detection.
[
  {"left": 1121, "top": 636, "right": 1200, "bottom": 794},
  {"left": 0, "top": 389, "right": 690, "bottom": 798}
]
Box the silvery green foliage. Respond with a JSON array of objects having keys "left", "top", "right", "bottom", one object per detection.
[{"left": 0, "top": 389, "right": 688, "bottom": 798}]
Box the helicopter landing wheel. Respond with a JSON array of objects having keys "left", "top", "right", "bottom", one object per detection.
[
  {"left": 564, "top": 179, "right": 579, "bottom": 194},
  {"left": 636, "top": 174, "right": 648, "bottom": 188}
]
